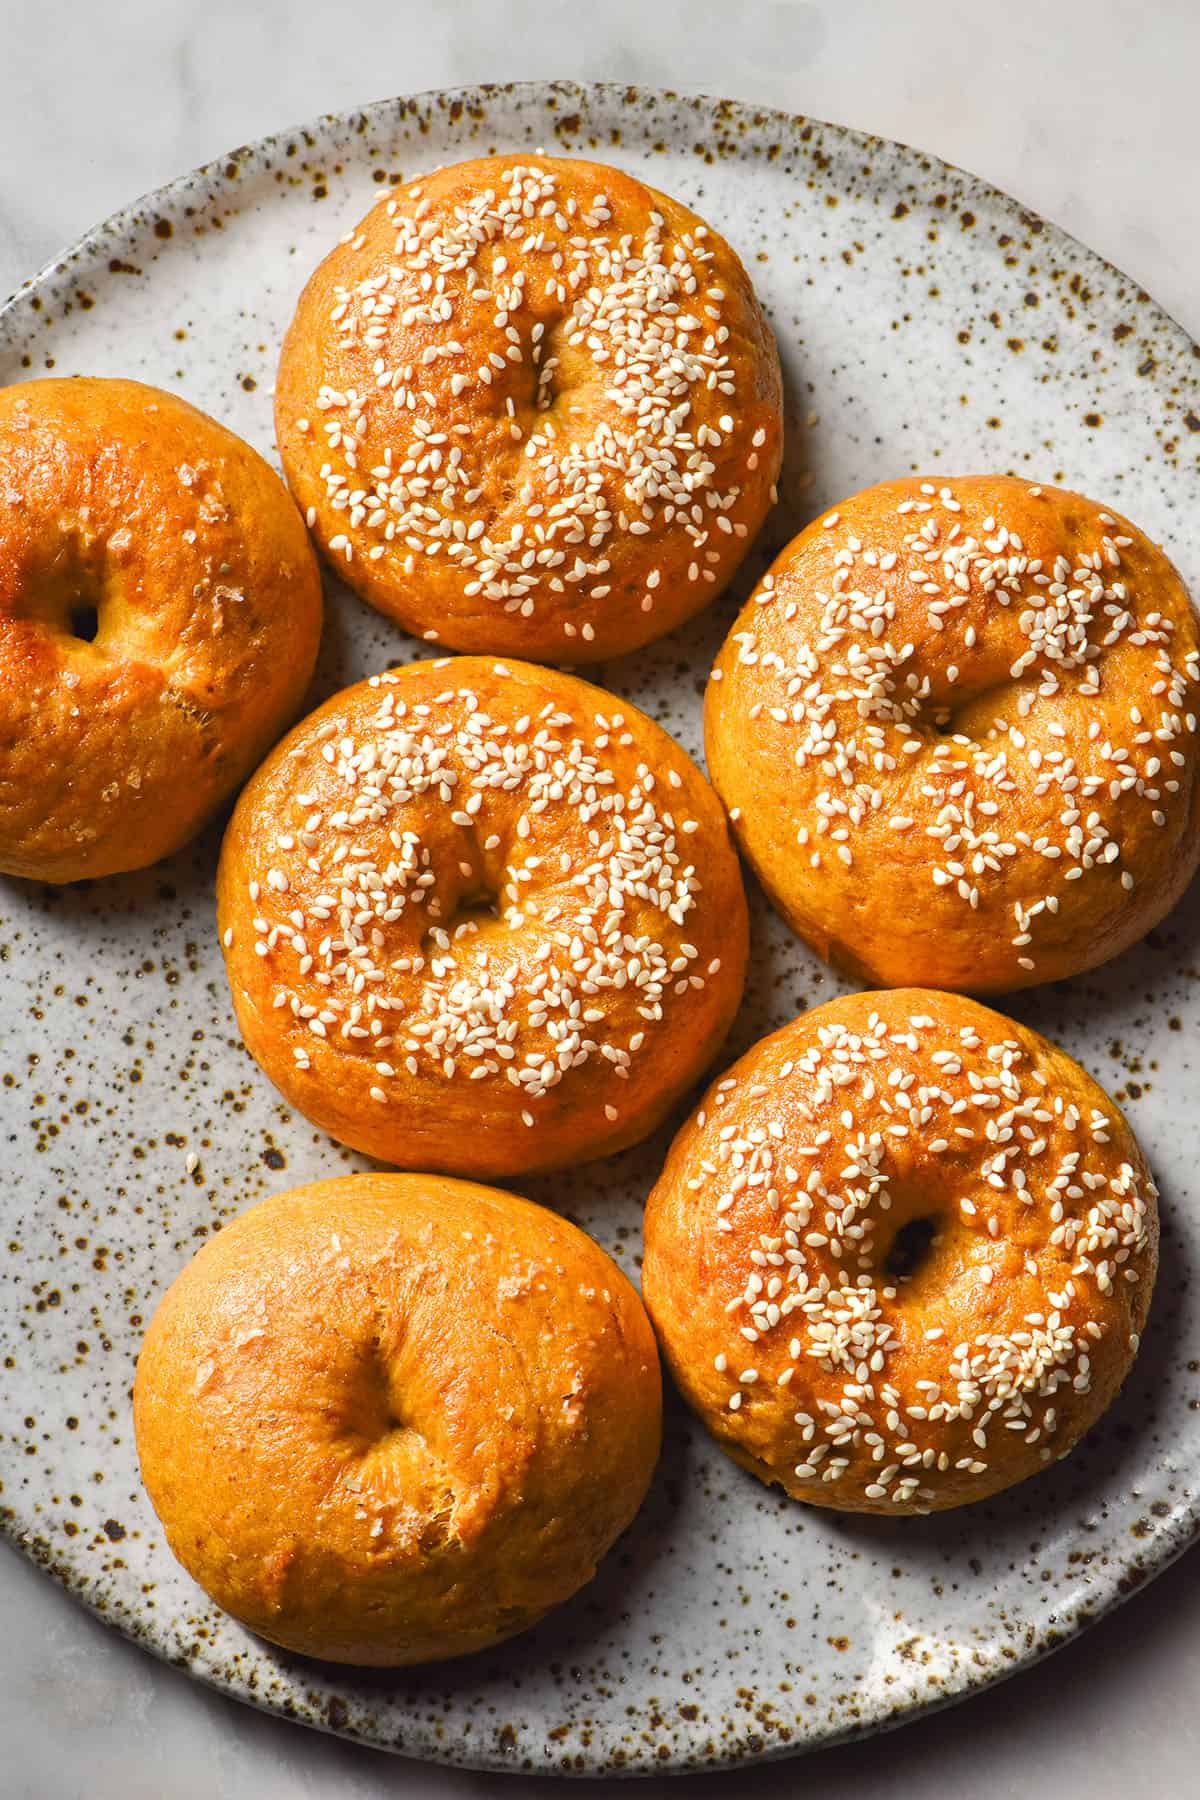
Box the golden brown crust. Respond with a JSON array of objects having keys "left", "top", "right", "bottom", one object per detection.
[
  {"left": 275, "top": 153, "right": 782, "bottom": 662},
  {"left": 642, "top": 988, "right": 1157, "bottom": 1514},
  {"left": 134, "top": 1173, "right": 661, "bottom": 1664},
  {"left": 0, "top": 377, "right": 323, "bottom": 883},
  {"left": 216, "top": 655, "right": 748, "bottom": 1177},
  {"left": 705, "top": 476, "right": 1200, "bottom": 992}
]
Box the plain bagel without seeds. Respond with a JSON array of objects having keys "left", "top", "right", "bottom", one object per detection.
[
  {"left": 133, "top": 1173, "right": 662, "bottom": 1665},
  {"left": 216, "top": 654, "right": 748, "bottom": 1178},
  {"left": 275, "top": 152, "right": 783, "bottom": 662},
  {"left": 642, "top": 987, "right": 1158, "bottom": 1514},
  {"left": 0, "top": 376, "right": 323, "bottom": 883},
  {"left": 705, "top": 475, "right": 1200, "bottom": 993}
]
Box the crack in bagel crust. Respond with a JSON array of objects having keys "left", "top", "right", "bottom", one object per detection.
[
  {"left": 275, "top": 155, "right": 783, "bottom": 661},
  {"left": 705, "top": 476, "right": 1200, "bottom": 992},
  {"left": 216, "top": 656, "right": 747, "bottom": 1177},
  {"left": 642, "top": 990, "right": 1158, "bottom": 1515}
]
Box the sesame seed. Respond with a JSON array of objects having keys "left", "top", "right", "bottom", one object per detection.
[
  {"left": 670, "top": 992, "right": 1156, "bottom": 1509},
  {"left": 229, "top": 666, "right": 722, "bottom": 1140},
  {"left": 296, "top": 159, "right": 774, "bottom": 647},
  {"left": 713, "top": 476, "right": 1198, "bottom": 980}
]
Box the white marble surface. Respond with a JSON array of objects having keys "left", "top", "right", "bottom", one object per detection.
[{"left": 3, "top": 2, "right": 1200, "bottom": 1794}]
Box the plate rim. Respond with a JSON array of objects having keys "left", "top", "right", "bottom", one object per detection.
[{"left": 1, "top": 76, "right": 1198, "bottom": 1778}]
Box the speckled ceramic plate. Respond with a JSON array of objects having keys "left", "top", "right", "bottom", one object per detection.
[{"left": 1, "top": 80, "right": 1199, "bottom": 1778}]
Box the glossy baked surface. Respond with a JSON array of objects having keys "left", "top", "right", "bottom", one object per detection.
[
  {"left": 644, "top": 989, "right": 1158, "bottom": 1514},
  {"left": 276, "top": 154, "right": 782, "bottom": 662},
  {"left": 0, "top": 377, "right": 322, "bottom": 881},
  {"left": 707, "top": 476, "right": 1200, "bottom": 992},
  {"left": 216, "top": 656, "right": 746, "bottom": 1177},
  {"left": 135, "top": 1174, "right": 661, "bottom": 1664}
]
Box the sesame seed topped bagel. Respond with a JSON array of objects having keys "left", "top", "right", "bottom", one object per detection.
[
  {"left": 216, "top": 655, "right": 748, "bottom": 1178},
  {"left": 134, "top": 1173, "right": 661, "bottom": 1665},
  {"left": 642, "top": 988, "right": 1158, "bottom": 1514},
  {"left": 0, "top": 377, "right": 323, "bottom": 883},
  {"left": 705, "top": 476, "right": 1200, "bottom": 992},
  {"left": 275, "top": 153, "right": 782, "bottom": 662}
]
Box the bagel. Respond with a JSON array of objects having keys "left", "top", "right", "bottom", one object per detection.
[
  {"left": 275, "top": 153, "right": 782, "bottom": 662},
  {"left": 216, "top": 655, "right": 748, "bottom": 1177},
  {"left": 642, "top": 988, "right": 1157, "bottom": 1513},
  {"left": 705, "top": 475, "right": 1200, "bottom": 992},
  {"left": 0, "top": 377, "right": 323, "bottom": 883},
  {"left": 134, "top": 1173, "right": 661, "bottom": 1664}
]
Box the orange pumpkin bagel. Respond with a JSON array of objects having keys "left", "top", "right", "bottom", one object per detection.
[
  {"left": 705, "top": 475, "right": 1200, "bottom": 992},
  {"left": 642, "top": 988, "right": 1157, "bottom": 1514},
  {"left": 275, "top": 153, "right": 782, "bottom": 662},
  {"left": 216, "top": 655, "right": 748, "bottom": 1177},
  {"left": 0, "top": 377, "right": 323, "bottom": 883},
  {"left": 134, "top": 1173, "right": 661, "bottom": 1664}
]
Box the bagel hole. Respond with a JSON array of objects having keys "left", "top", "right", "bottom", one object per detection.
[
  {"left": 444, "top": 883, "right": 503, "bottom": 938},
  {"left": 68, "top": 601, "right": 100, "bottom": 644},
  {"left": 358, "top": 1387, "right": 428, "bottom": 1455},
  {"left": 457, "top": 892, "right": 500, "bottom": 925},
  {"left": 885, "top": 1215, "right": 939, "bottom": 1281},
  {"left": 379, "top": 1412, "right": 419, "bottom": 1446}
]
